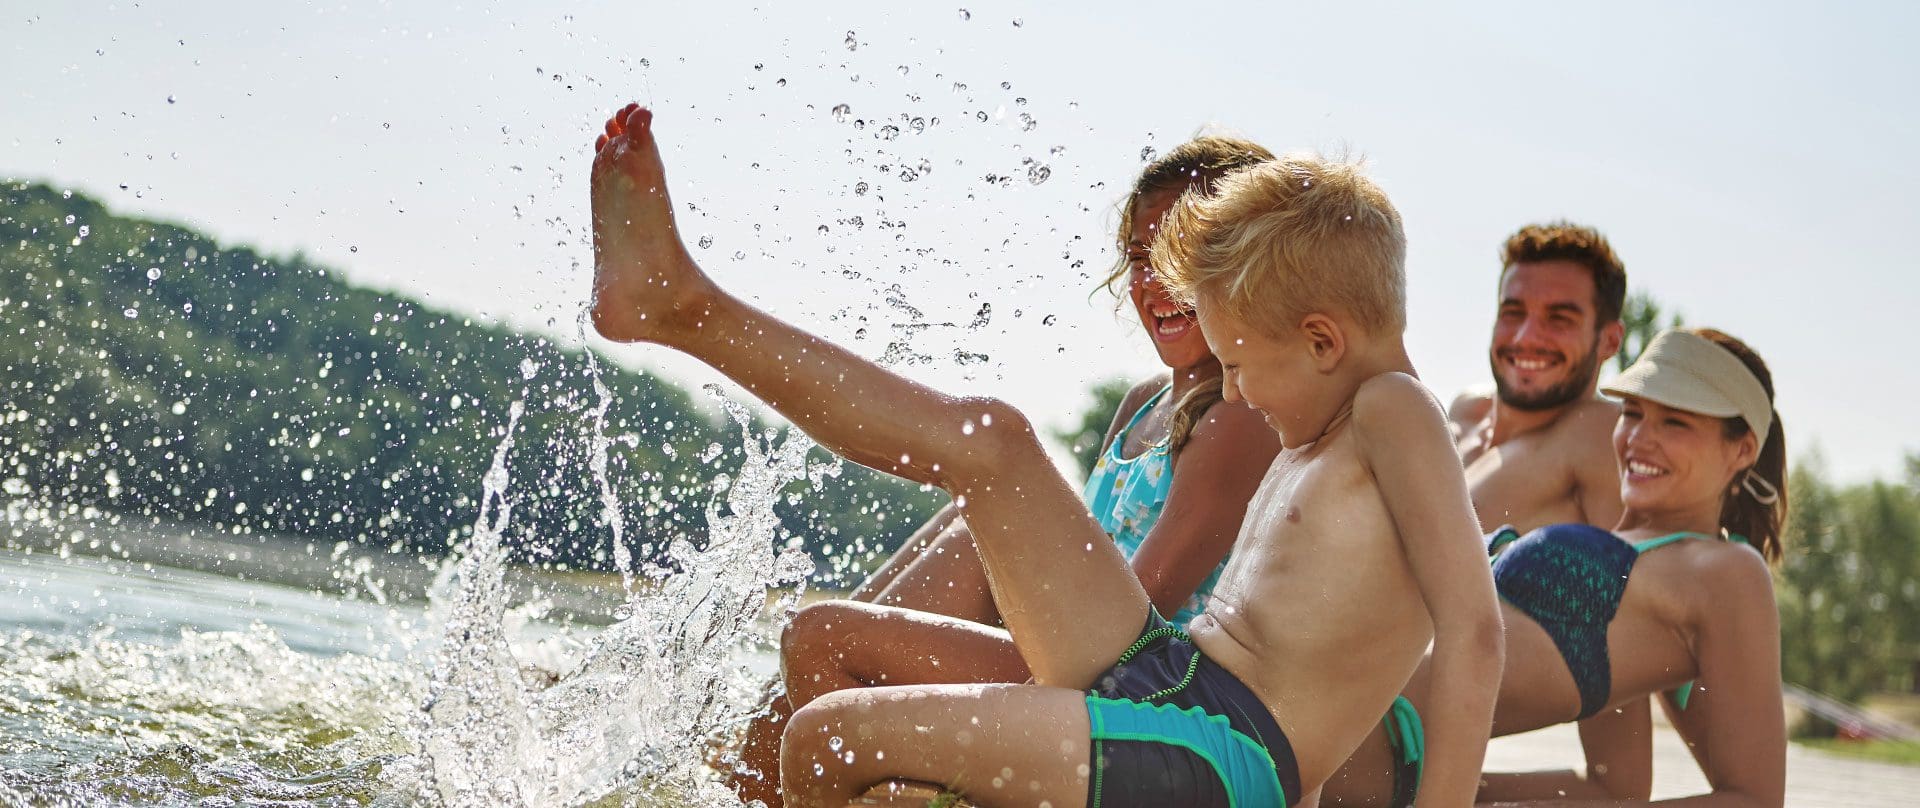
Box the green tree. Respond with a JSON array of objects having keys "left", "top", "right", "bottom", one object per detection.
[
  {"left": 1051, "top": 378, "right": 1133, "bottom": 478},
  {"left": 0, "top": 180, "right": 938, "bottom": 580},
  {"left": 1616, "top": 290, "right": 1685, "bottom": 370},
  {"left": 1777, "top": 453, "right": 1920, "bottom": 706}
]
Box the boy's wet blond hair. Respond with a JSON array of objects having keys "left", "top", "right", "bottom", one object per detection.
[{"left": 1152, "top": 153, "right": 1407, "bottom": 338}]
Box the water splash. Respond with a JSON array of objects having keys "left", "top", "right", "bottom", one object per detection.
[
  {"left": 417, "top": 400, "right": 546, "bottom": 806},
  {"left": 409, "top": 377, "right": 818, "bottom": 806}
]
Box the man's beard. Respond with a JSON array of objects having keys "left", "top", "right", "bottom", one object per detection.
[{"left": 1491, "top": 340, "right": 1602, "bottom": 412}]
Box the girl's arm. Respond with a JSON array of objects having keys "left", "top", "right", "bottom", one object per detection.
[{"left": 1125, "top": 399, "right": 1280, "bottom": 618}]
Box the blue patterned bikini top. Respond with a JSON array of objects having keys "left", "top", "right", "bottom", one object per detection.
[
  {"left": 1487, "top": 524, "right": 1739, "bottom": 719},
  {"left": 1082, "top": 385, "right": 1222, "bottom": 627}
]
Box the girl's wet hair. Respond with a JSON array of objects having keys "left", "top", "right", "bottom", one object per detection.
[
  {"left": 1691, "top": 328, "right": 1788, "bottom": 562},
  {"left": 1103, "top": 135, "right": 1275, "bottom": 453}
]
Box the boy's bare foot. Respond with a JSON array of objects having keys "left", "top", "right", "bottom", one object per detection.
[{"left": 589, "top": 103, "right": 714, "bottom": 343}]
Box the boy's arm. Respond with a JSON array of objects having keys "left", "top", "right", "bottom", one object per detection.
[{"left": 1356, "top": 374, "right": 1505, "bottom": 808}]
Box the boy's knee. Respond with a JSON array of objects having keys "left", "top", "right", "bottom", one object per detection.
[{"left": 953, "top": 396, "right": 1044, "bottom": 474}]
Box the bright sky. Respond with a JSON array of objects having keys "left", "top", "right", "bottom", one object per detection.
[{"left": 6, "top": 1, "right": 1916, "bottom": 484}]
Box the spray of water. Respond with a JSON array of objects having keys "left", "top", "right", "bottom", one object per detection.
[{"left": 414, "top": 353, "right": 819, "bottom": 805}]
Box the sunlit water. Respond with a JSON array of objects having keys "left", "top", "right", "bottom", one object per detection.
[{"left": 0, "top": 391, "right": 816, "bottom": 807}]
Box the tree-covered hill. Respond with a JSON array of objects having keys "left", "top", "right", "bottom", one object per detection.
[{"left": 0, "top": 180, "right": 940, "bottom": 581}]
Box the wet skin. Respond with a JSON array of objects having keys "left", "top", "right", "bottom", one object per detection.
[{"left": 590, "top": 106, "right": 1500, "bottom": 807}]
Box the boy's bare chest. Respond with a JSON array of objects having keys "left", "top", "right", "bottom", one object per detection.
[{"left": 1238, "top": 449, "right": 1387, "bottom": 562}]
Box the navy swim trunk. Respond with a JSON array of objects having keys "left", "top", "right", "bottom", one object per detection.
[{"left": 1084, "top": 611, "right": 1301, "bottom": 808}]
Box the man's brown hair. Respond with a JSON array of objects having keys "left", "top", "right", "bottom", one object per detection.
[{"left": 1499, "top": 221, "right": 1627, "bottom": 324}]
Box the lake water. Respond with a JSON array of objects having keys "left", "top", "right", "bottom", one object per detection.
[{"left": 0, "top": 407, "right": 810, "bottom": 807}]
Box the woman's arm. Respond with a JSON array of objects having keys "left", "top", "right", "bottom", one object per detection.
[
  {"left": 1478, "top": 550, "right": 1786, "bottom": 808},
  {"left": 1476, "top": 699, "right": 1653, "bottom": 802},
  {"left": 1124, "top": 400, "right": 1279, "bottom": 618}
]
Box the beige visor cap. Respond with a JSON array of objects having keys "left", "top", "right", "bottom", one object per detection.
[{"left": 1602, "top": 330, "right": 1772, "bottom": 445}]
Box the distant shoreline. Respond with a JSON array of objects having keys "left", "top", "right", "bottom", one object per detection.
[{"left": 1, "top": 503, "right": 627, "bottom": 625}]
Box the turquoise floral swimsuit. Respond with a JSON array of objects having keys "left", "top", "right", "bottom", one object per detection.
[{"left": 1081, "top": 385, "right": 1224, "bottom": 627}]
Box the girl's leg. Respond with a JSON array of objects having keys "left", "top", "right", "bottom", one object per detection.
[
  {"left": 870, "top": 521, "right": 997, "bottom": 624},
  {"left": 850, "top": 502, "right": 962, "bottom": 603},
  {"left": 736, "top": 602, "right": 1029, "bottom": 805},
  {"left": 591, "top": 105, "right": 1148, "bottom": 687},
  {"left": 782, "top": 601, "right": 1028, "bottom": 707},
  {"left": 782, "top": 683, "right": 1092, "bottom": 808}
]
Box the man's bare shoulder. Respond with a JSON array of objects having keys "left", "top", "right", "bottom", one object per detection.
[
  {"left": 1553, "top": 396, "right": 1623, "bottom": 443},
  {"left": 1447, "top": 388, "right": 1494, "bottom": 429}
]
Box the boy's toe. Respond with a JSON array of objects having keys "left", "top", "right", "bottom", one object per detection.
[{"left": 623, "top": 106, "right": 653, "bottom": 134}]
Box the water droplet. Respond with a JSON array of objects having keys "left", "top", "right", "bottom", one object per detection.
[
  {"left": 1042, "top": 314, "right": 1058, "bottom": 326},
  {"left": 898, "top": 169, "right": 918, "bottom": 182},
  {"left": 166, "top": 94, "right": 177, "bottom": 104},
  {"left": 1027, "top": 162, "right": 1051, "bottom": 185},
  {"left": 1019, "top": 112, "right": 1037, "bottom": 131},
  {"left": 1011, "top": 18, "right": 1024, "bottom": 27},
  {"left": 1000, "top": 81, "right": 1013, "bottom": 90},
  {"left": 962, "top": 421, "right": 976, "bottom": 435},
  {"left": 828, "top": 736, "right": 844, "bottom": 752},
  {"left": 853, "top": 118, "right": 866, "bottom": 131},
  {"left": 753, "top": 62, "right": 765, "bottom": 71},
  {"left": 897, "top": 65, "right": 910, "bottom": 76},
  {"left": 1140, "top": 146, "right": 1158, "bottom": 162},
  {"left": 832, "top": 103, "right": 851, "bottom": 122},
  {"left": 958, "top": 8, "right": 971, "bottom": 20},
  {"left": 349, "top": 245, "right": 359, "bottom": 253},
  {"left": 732, "top": 250, "right": 747, "bottom": 261},
  {"left": 519, "top": 358, "right": 540, "bottom": 379},
  {"left": 975, "top": 111, "right": 989, "bottom": 123},
  {"left": 844, "top": 30, "right": 859, "bottom": 51},
  {"left": 878, "top": 125, "right": 900, "bottom": 140},
  {"left": 123, "top": 307, "right": 138, "bottom": 319},
  {"left": 854, "top": 181, "right": 870, "bottom": 196},
  {"left": 697, "top": 234, "right": 715, "bottom": 249},
  {"left": 816, "top": 224, "right": 830, "bottom": 235},
  {"left": 145, "top": 267, "right": 161, "bottom": 280},
  {"left": 64, "top": 214, "right": 74, "bottom": 225},
  {"left": 776, "top": 78, "right": 787, "bottom": 87}
]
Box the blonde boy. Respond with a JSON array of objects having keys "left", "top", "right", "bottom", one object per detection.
[{"left": 590, "top": 104, "right": 1501, "bottom": 807}]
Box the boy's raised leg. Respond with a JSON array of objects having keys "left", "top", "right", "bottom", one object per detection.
[{"left": 589, "top": 105, "right": 1149, "bottom": 689}]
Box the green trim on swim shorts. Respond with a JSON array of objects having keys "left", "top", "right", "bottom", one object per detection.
[
  {"left": 1382, "top": 696, "right": 1424, "bottom": 808},
  {"left": 1085, "top": 695, "right": 1287, "bottom": 808}
]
